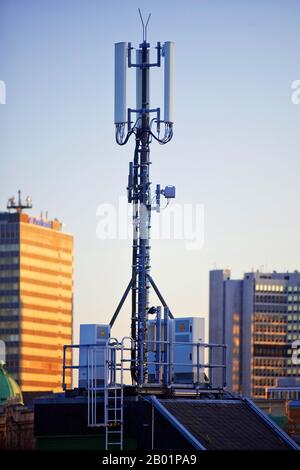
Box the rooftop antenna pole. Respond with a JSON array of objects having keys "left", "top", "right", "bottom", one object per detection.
[
  {"left": 138, "top": 8, "right": 151, "bottom": 42},
  {"left": 112, "top": 12, "right": 175, "bottom": 387},
  {"left": 7, "top": 190, "right": 32, "bottom": 214}
]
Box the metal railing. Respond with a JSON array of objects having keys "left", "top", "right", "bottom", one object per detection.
[
  {"left": 62, "top": 338, "right": 226, "bottom": 450},
  {"left": 62, "top": 338, "right": 226, "bottom": 391},
  {"left": 144, "top": 339, "right": 227, "bottom": 388}
]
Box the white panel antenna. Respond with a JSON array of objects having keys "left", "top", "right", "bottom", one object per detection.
[
  {"left": 163, "top": 41, "right": 174, "bottom": 124},
  {"left": 114, "top": 42, "right": 128, "bottom": 124}
]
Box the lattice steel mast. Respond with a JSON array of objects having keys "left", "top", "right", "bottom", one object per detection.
[{"left": 110, "top": 11, "right": 175, "bottom": 386}]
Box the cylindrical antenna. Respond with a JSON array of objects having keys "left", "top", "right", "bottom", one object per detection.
[
  {"left": 114, "top": 42, "right": 128, "bottom": 124},
  {"left": 163, "top": 41, "right": 174, "bottom": 124}
]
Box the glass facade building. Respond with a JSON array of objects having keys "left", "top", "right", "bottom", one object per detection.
[
  {"left": 209, "top": 270, "right": 300, "bottom": 400},
  {"left": 0, "top": 211, "right": 73, "bottom": 392}
]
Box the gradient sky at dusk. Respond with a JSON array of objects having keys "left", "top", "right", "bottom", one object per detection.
[{"left": 1, "top": 0, "right": 300, "bottom": 342}]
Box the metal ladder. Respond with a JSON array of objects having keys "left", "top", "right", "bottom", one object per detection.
[
  {"left": 87, "top": 346, "right": 105, "bottom": 428},
  {"left": 87, "top": 341, "right": 124, "bottom": 450},
  {"left": 105, "top": 345, "right": 124, "bottom": 450}
]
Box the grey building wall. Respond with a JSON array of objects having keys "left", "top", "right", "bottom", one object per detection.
[
  {"left": 241, "top": 273, "right": 254, "bottom": 397},
  {"left": 209, "top": 269, "right": 243, "bottom": 390}
]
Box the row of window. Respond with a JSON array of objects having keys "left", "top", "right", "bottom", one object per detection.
[
  {"left": 0, "top": 296, "right": 18, "bottom": 304},
  {"left": 4, "top": 346, "right": 19, "bottom": 354},
  {"left": 254, "top": 346, "right": 288, "bottom": 357},
  {"left": 0, "top": 234, "right": 19, "bottom": 242},
  {"left": 252, "top": 378, "right": 276, "bottom": 386},
  {"left": 5, "top": 359, "right": 19, "bottom": 368},
  {"left": 287, "top": 314, "right": 300, "bottom": 321},
  {"left": 0, "top": 283, "right": 18, "bottom": 290},
  {"left": 0, "top": 271, "right": 19, "bottom": 278},
  {"left": 0, "top": 257, "right": 19, "bottom": 266},
  {"left": 255, "top": 296, "right": 286, "bottom": 304},
  {"left": 253, "top": 359, "right": 286, "bottom": 367},
  {"left": 255, "top": 296, "right": 300, "bottom": 309},
  {"left": 287, "top": 369, "right": 300, "bottom": 376},
  {"left": 0, "top": 334, "right": 19, "bottom": 342},
  {"left": 287, "top": 324, "right": 300, "bottom": 331},
  {"left": 287, "top": 306, "right": 300, "bottom": 314},
  {"left": 0, "top": 223, "right": 19, "bottom": 234},
  {"left": 288, "top": 295, "right": 300, "bottom": 302},
  {"left": 255, "top": 284, "right": 285, "bottom": 292},
  {"left": 0, "top": 308, "right": 19, "bottom": 317},
  {"left": 254, "top": 314, "right": 287, "bottom": 323},
  {"left": 0, "top": 244, "right": 19, "bottom": 252},
  {"left": 287, "top": 333, "right": 300, "bottom": 341},
  {"left": 0, "top": 321, "right": 19, "bottom": 329},
  {"left": 256, "top": 294, "right": 286, "bottom": 302},
  {"left": 253, "top": 369, "right": 290, "bottom": 377},
  {"left": 287, "top": 358, "right": 300, "bottom": 365},
  {"left": 0, "top": 328, "right": 19, "bottom": 335},
  {"left": 268, "top": 391, "right": 300, "bottom": 400},
  {"left": 254, "top": 326, "right": 286, "bottom": 333},
  {"left": 256, "top": 285, "right": 300, "bottom": 293},
  {"left": 253, "top": 388, "right": 266, "bottom": 397},
  {"left": 255, "top": 306, "right": 286, "bottom": 314},
  {"left": 254, "top": 334, "right": 286, "bottom": 343}
]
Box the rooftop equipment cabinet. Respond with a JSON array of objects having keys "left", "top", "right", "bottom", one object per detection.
[
  {"left": 173, "top": 317, "right": 205, "bottom": 384},
  {"left": 79, "top": 324, "right": 110, "bottom": 389},
  {"left": 147, "top": 315, "right": 174, "bottom": 384}
]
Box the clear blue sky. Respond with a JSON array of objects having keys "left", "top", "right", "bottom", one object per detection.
[{"left": 1, "top": 0, "right": 300, "bottom": 342}]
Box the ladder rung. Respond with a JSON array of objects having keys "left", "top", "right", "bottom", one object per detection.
[{"left": 88, "top": 423, "right": 106, "bottom": 428}]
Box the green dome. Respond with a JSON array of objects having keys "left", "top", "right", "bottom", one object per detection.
[{"left": 0, "top": 362, "right": 23, "bottom": 405}]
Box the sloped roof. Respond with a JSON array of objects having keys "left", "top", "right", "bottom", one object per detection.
[{"left": 158, "top": 398, "right": 296, "bottom": 450}]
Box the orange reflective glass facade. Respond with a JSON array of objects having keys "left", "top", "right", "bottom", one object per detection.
[{"left": 0, "top": 212, "right": 73, "bottom": 392}]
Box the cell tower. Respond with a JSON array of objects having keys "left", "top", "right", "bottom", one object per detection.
[{"left": 110, "top": 10, "right": 175, "bottom": 386}]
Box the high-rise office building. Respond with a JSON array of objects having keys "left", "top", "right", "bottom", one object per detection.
[
  {"left": 209, "top": 269, "right": 300, "bottom": 399},
  {"left": 0, "top": 206, "right": 73, "bottom": 392}
]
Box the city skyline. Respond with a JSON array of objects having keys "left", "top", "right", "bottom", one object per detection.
[{"left": 1, "top": 0, "right": 300, "bottom": 344}]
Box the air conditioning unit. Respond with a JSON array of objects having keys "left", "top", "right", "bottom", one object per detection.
[
  {"left": 78, "top": 324, "right": 110, "bottom": 389},
  {"left": 173, "top": 317, "right": 205, "bottom": 384}
]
